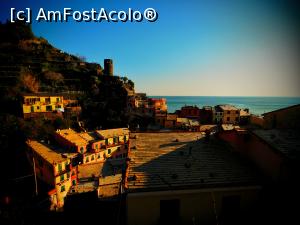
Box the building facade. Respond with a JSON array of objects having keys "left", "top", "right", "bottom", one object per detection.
[
  {"left": 26, "top": 140, "right": 77, "bottom": 210},
  {"left": 22, "top": 94, "right": 64, "bottom": 119},
  {"left": 219, "top": 105, "right": 240, "bottom": 124}
]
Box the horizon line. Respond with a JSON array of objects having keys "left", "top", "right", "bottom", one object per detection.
[{"left": 146, "top": 95, "right": 300, "bottom": 98}]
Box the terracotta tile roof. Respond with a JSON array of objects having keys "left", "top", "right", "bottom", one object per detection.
[
  {"left": 27, "top": 140, "right": 68, "bottom": 164},
  {"left": 219, "top": 105, "right": 239, "bottom": 111},
  {"left": 127, "top": 132, "right": 260, "bottom": 192}
]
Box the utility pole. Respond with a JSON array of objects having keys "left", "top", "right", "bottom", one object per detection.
[{"left": 32, "top": 156, "right": 38, "bottom": 196}]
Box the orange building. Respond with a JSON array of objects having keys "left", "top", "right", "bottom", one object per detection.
[
  {"left": 177, "top": 105, "right": 200, "bottom": 119},
  {"left": 55, "top": 128, "right": 130, "bottom": 164},
  {"left": 164, "top": 114, "right": 177, "bottom": 129},
  {"left": 27, "top": 127, "right": 130, "bottom": 210},
  {"left": 148, "top": 98, "right": 167, "bottom": 114},
  {"left": 26, "top": 140, "right": 78, "bottom": 210}
]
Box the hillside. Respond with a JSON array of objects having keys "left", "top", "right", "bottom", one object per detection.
[
  {"left": 0, "top": 21, "right": 136, "bottom": 197},
  {"left": 0, "top": 21, "right": 135, "bottom": 128},
  {"left": 0, "top": 21, "right": 103, "bottom": 94}
]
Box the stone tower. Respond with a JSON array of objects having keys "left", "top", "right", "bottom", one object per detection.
[{"left": 104, "top": 59, "right": 113, "bottom": 76}]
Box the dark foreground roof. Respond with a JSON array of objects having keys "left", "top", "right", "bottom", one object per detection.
[
  {"left": 127, "top": 132, "right": 260, "bottom": 193},
  {"left": 253, "top": 129, "right": 300, "bottom": 161},
  {"left": 262, "top": 104, "right": 300, "bottom": 116}
]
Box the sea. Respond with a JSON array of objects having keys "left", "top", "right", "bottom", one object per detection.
[{"left": 150, "top": 96, "right": 300, "bottom": 116}]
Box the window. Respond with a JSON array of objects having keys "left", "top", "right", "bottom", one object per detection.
[
  {"left": 113, "top": 136, "right": 118, "bottom": 144},
  {"left": 160, "top": 199, "right": 180, "bottom": 224},
  {"left": 236, "top": 111, "right": 239, "bottom": 114},
  {"left": 61, "top": 185, "right": 65, "bottom": 192},
  {"left": 105, "top": 139, "right": 108, "bottom": 146},
  {"left": 71, "top": 170, "right": 75, "bottom": 176},
  {"left": 227, "top": 111, "right": 230, "bottom": 114},
  {"left": 72, "top": 180, "right": 76, "bottom": 186},
  {"left": 67, "top": 172, "right": 70, "bottom": 179},
  {"left": 58, "top": 163, "right": 62, "bottom": 172},
  {"left": 227, "top": 117, "right": 230, "bottom": 121},
  {"left": 124, "top": 135, "right": 127, "bottom": 142},
  {"left": 97, "top": 154, "right": 100, "bottom": 159},
  {"left": 91, "top": 155, "right": 95, "bottom": 161},
  {"left": 95, "top": 144, "right": 98, "bottom": 149},
  {"left": 45, "top": 97, "right": 50, "bottom": 104},
  {"left": 37, "top": 106, "right": 40, "bottom": 110},
  {"left": 60, "top": 174, "right": 64, "bottom": 182},
  {"left": 117, "top": 147, "right": 121, "bottom": 152},
  {"left": 31, "top": 106, "right": 34, "bottom": 113},
  {"left": 56, "top": 98, "right": 60, "bottom": 103},
  {"left": 46, "top": 105, "right": 52, "bottom": 111},
  {"left": 107, "top": 149, "right": 111, "bottom": 154},
  {"left": 80, "top": 147, "right": 84, "bottom": 154},
  {"left": 85, "top": 157, "right": 89, "bottom": 163},
  {"left": 56, "top": 105, "right": 61, "bottom": 109}
]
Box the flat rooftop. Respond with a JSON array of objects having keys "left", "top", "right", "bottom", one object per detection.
[
  {"left": 253, "top": 129, "right": 300, "bottom": 161},
  {"left": 127, "top": 132, "right": 260, "bottom": 193},
  {"left": 96, "top": 128, "right": 129, "bottom": 139},
  {"left": 78, "top": 163, "right": 104, "bottom": 179},
  {"left": 56, "top": 129, "right": 91, "bottom": 146}
]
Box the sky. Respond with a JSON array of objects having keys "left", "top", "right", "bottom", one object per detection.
[{"left": 1, "top": 0, "right": 300, "bottom": 96}]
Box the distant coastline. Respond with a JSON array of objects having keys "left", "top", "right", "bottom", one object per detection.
[{"left": 150, "top": 96, "right": 300, "bottom": 115}]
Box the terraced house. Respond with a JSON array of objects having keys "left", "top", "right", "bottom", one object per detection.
[
  {"left": 26, "top": 140, "right": 78, "bottom": 210},
  {"left": 22, "top": 93, "right": 64, "bottom": 119},
  {"left": 26, "top": 128, "right": 130, "bottom": 210}
]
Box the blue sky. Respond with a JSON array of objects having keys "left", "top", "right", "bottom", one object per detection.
[{"left": 1, "top": 0, "right": 300, "bottom": 96}]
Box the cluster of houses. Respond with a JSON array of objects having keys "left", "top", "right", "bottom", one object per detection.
[
  {"left": 127, "top": 93, "right": 251, "bottom": 131},
  {"left": 20, "top": 89, "right": 300, "bottom": 224},
  {"left": 23, "top": 94, "right": 300, "bottom": 224},
  {"left": 26, "top": 127, "right": 130, "bottom": 210}
]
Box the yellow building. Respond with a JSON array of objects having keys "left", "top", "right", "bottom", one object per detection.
[
  {"left": 26, "top": 140, "right": 77, "bottom": 210},
  {"left": 55, "top": 128, "right": 130, "bottom": 163},
  {"left": 55, "top": 128, "right": 90, "bottom": 154},
  {"left": 219, "top": 105, "right": 240, "bottom": 124},
  {"left": 96, "top": 128, "right": 130, "bottom": 147},
  {"left": 22, "top": 94, "right": 64, "bottom": 119}
]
